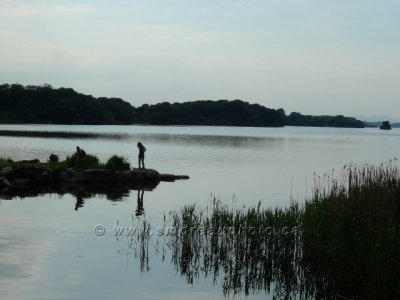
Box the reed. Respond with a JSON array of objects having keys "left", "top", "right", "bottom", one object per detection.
[
  {"left": 303, "top": 160, "right": 400, "bottom": 299},
  {"left": 162, "top": 161, "right": 400, "bottom": 298}
]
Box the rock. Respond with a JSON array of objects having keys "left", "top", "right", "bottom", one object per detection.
[
  {"left": 0, "top": 166, "right": 14, "bottom": 177},
  {"left": 13, "top": 167, "right": 37, "bottom": 179},
  {"left": 35, "top": 171, "right": 54, "bottom": 183},
  {"left": 12, "top": 178, "right": 30, "bottom": 188},
  {"left": 0, "top": 177, "right": 12, "bottom": 189},
  {"left": 131, "top": 169, "right": 145, "bottom": 181},
  {"left": 159, "top": 174, "right": 190, "bottom": 181},
  {"left": 142, "top": 169, "right": 159, "bottom": 180},
  {"left": 131, "top": 168, "right": 160, "bottom": 181},
  {"left": 114, "top": 170, "right": 134, "bottom": 181},
  {"left": 83, "top": 169, "right": 114, "bottom": 182},
  {"left": 40, "top": 166, "right": 54, "bottom": 174},
  {"left": 59, "top": 169, "right": 87, "bottom": 183},
  {"left": 159, "top": 174, "right": 176, "bottom": 182}
]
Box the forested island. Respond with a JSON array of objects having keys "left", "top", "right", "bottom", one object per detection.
[
  {"left": 365, "top": 121, "right": 400, "bottom": 128},
  {"left": 0, "top": 84, "right": 364, "bottom": 128}
]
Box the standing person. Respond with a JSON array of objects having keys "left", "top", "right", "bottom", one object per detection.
[{"left": 137, "top": 142, "right": 146, "bottom": 169}]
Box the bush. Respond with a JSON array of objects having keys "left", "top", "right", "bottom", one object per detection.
[
  {"left": 105, "top": 155, "right": 131, "bottom": 171},
  {"left": 0, "top": 157, "right": 13, "bottom": 163},
  {"left": 48, "top": 153, "right": 59, "bottom": 163},
  {"left": 64, "top": 153, "right": 101, "bottom": 170}
]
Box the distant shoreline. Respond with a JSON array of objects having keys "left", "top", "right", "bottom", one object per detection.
[{"left": 1, "top": 83, "right": 365, "bottom": 128}]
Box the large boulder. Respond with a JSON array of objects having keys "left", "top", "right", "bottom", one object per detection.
[
  {"left": 0, "top": 166, "right": 14, "bottom": 178},
  {"left": 12, "top": 178, "right": 30, "bottom": 188},
  {"left": 13, "top": 167, "right": 39, "bottom": 180},
  {"left": 34, "top": 170, "right": 54, "bottom": 183},
  {"left": 132, "top": 168, "right": 159, "bottom": 181},
  {"left": 131, "top": 169, "right": 145, "bottom": 181},
  {"left": 40, "top": 166, "right": 54, "bottom": 174},
  {"left": 142, "top": 169, "right": 159, "bottom": 181},
  {"left": 0, "top": 177, "right": 12, "bottom": 189},
  {"left": 114, "top": 170, "right": 134, "bottom": 182},
  {"left": 59, "top": 169, "right": 87, "bottom": 183},
  {"left": 132, "top": 169, "right": 160, "bottom": 181},
  {"left": 83, "top": 169, "right": 114, "bottom": 182}
]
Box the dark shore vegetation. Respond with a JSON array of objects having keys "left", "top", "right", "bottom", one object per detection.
[
  {"left": 0, "top": 83, "right": 364, "bottom": 128},
  {"left": 0, "top": 153, "right": 130, "bottom": 171},
  {"left": 284, "top": 111, "right": 365, "bottom": 128},
  {"left": 130, "top": 161, "right": 399, "bottom": 298}
]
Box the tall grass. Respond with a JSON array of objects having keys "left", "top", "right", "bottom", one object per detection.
[
  {"left": 303, "top": 161, "right": 400, "bottom": 299},
  {"left": 162, "top": 161, "right": 400, "bottom": 298}
]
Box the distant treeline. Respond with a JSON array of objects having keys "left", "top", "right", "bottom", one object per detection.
[
  {"left": 364, "top": 121, "right": 400, "bottom": 128},
  {"left": 0, "top": 84, "right": 364, "bottom": 128},
  {"left": 284, "top": 112, "right": 364, "bottom": 128}
]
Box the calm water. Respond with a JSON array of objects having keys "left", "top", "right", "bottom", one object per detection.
[{"left": 0, "top": 125, "right": 399, "bottom": 299}]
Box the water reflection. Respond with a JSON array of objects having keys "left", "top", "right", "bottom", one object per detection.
[
  {"left": 0, "top": 181, "right": 159, "bottom": 203},
  {"left": 0, "top": 128, "right": 284, "bottom": 148},
  {"left": 119, "top": 203, "right": 340, "bottom": 299},
  {"left": 74, "top": 193, "right": 85, "bottom": 211},
  {"left": 0, "top": 129, "right": 128, "bottom": 140},
  {"left": 135, "top": 189, "right": 145, "bottom": 217},
  {"left": 138, "top": 133, "right": 280, "bottom": 149}
]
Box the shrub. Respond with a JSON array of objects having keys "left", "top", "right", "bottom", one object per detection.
[
  {"left": 48, "top": 153, "right": 59, "bottom": 163},
  {"left": 0, "top": 157, "right": 13, "bottom": 163},
  {"left": 64, "top": 153, "right": 101, "bottom": 170},
  {"left": 105, "top": 155, "right": 131, "bottom": 171}
]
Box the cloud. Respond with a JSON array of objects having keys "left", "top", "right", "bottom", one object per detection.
[
  {"left": 233, "top": 1, "right": 248, "bottom": 9},
  {"left": 191, "top": 8, "right": 210, "bottom": 15},
  {"left": 0, "top": 3, "right": 93, "bottom": 17}
]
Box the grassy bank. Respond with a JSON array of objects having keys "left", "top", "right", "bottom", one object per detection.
[{"left": 161, "top": 161, "right": 400, "bottom": 298}]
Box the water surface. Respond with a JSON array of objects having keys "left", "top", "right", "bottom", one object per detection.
[{"left": 0, "top": 125, "right": 399, "bottom": 299}]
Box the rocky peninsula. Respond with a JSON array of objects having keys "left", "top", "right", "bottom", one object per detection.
[{"left": 0, "top": 165, "right": 189, "bottom": 191}]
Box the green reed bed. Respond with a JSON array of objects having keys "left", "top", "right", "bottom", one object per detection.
[
  {"left": 303, "top": 161, "right": 400, "bottom": 299},
  {"left": 163, "top": 161, "right": 400, "bottom": 298}
]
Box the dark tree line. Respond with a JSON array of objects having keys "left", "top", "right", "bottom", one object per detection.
[
  {"left": 284, "top": 111, "right": 365, "bottom": 128},
  {"left": 0, "top": 84, "right": 135, "bottom": 124},
  {"left": 135, "top": 100, "right": 284, "bottom": 126},
  {"left": 0, "top": 84, "right": 364, "bottom": 128}
]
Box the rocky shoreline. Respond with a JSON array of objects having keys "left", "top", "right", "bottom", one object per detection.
[{"left": 0, "top": 165, "right": 189, "bottom": 191}]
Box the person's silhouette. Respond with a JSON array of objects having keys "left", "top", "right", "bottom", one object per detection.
[
  {"left": 137, "top": 142, "right": 146, "bottom": 169},
  {"left": 135, "top": 189, "right": 144, "bottom": 217}
]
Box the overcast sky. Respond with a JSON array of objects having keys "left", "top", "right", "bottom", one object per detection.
[{"left": 1, "top": 0, "right": 399, "bottom": 120}]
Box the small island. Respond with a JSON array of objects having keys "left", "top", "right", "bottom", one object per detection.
[
  {"left": 379, "top": 121, "right": 392, "bottom": 130},
  {"left": 0, "top": 154, "right": 189, "bottom": 192}
]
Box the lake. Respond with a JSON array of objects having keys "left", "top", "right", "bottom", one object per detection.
[{"left": 0, "top": 125, "right": 399, "bottom": 299}]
